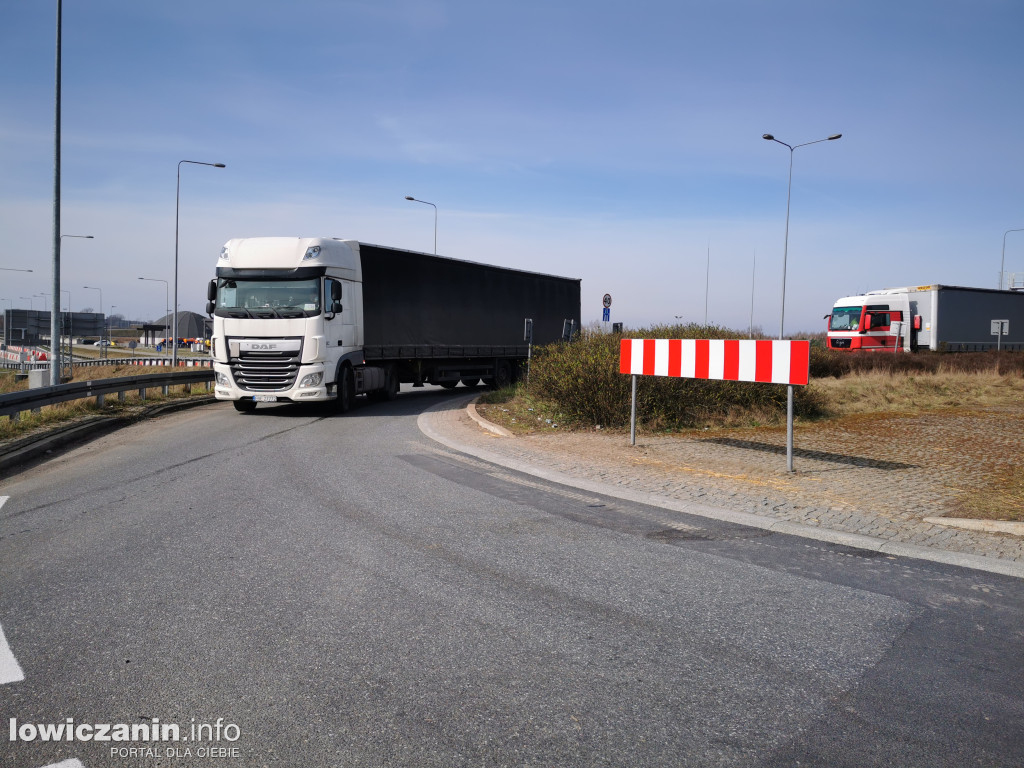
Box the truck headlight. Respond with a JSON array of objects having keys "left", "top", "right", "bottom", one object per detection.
[
  {"left": 298, "top": 372, "right": 323, "bottom": 388},
  {"left": 216, "top": 371, "right": 231, "bottom": 386}
]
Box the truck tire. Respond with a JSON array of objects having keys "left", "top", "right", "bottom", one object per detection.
[
  {"left": 233, "top": 399, "right": 257, "bottom": 413},
  {"left": 460, "top": 378, "right": 480, "bottom": 388},
  {"left": 337, "top": 365, "right": 355, "bottom": 413}
]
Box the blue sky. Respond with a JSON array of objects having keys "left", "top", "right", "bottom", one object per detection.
[{"left": 2, "top": 0, "right": 1022, "bottom": 333}]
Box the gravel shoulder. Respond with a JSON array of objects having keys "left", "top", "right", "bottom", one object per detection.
[{"left": 469, "top": 401, "right": 1024, "bottom": 567}]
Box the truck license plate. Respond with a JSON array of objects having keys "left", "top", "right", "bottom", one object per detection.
[{"left": 254, "top": 395, "right": 278, "bottom": 402}]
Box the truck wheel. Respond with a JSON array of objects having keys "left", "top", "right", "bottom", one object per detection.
[
  {"left": 233, "top": 399, "right": 257, "bottom": 413},
  {"left": 439, "top": 381, "right": 458, "bottom": 389},
  {"left": 337, "top": 366, "right": 355, "bottom": 413},
  {"left": 460, "top": 378, "right": 480, "bottom": 388}
]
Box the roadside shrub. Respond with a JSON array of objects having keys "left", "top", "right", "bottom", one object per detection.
[{"left": 526, "top": 324, "right": 826, "bottom": 430}]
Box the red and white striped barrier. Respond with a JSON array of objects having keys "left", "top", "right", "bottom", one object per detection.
[{"left": 620, "top": 338, "right": 810, "bottom": 386}]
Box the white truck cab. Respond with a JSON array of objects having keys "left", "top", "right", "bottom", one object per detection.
[{"left": 209, "top": 237, "right": 365, "bottom": 411}]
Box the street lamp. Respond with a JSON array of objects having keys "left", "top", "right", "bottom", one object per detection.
[
  {"left": 763, "top": 131, "right": 842, "bottom": 473},
  {"left": 175, "top": 160, "right": 225, "bottom": 366},
  {"left": 1000, "top": 228, "right": 1024, "bottom": 290},
  {"left": 138, "top": 277, "right": 170, "bottom": 350},
  {"left": 0, "top": 267, "right": 33, "bottom": 272},
  {"left": 53, "top": 235, "right": 93, "bottom": 383},
  {"left": 404, "top": 196, "right": 437, "bottom": 255},
  {"left": 82, "top": 284, "right": 103, "bottom": 357},
  {"left": 762, "top": 133, "right": 842, "bottom": 338},
  {"left": 0, "top": 298, "right": 9, "bottom": 348}
]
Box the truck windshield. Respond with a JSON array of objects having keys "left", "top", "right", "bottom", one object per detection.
[
  {"left": 216, "top": 278, "right": 321, "bottom": 318},
  {"left": 829, "top": 306, "right": 863, "bottom": 331}
]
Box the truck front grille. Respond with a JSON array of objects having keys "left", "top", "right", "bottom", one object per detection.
[{"left": 230, "top": 345, "right": 302, "bottom": 391}]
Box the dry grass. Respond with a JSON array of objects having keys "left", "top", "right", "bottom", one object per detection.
[{"left": 808, "top": 371, "right": 1024, "bottom": 416}]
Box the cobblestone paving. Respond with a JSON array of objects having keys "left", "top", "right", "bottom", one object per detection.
[{"left": 426, "top": 400, "right": 1024, "bottom": 564}]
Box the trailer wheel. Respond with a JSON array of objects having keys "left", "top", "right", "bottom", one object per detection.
[
  {"left": 232, "top": 399, "right": 257, "bottom": 413},
  {"left": 383, "top": 366, "right": 399, "bottom": 401},
  {"left": 439, "top": 381, "right": 458, "bottom": 389},
  {"left": 460, "top": 378, "right": 480, "bottom": 388},
  {"left": 494, "top": 360, "right": 512, "bottom": 389},
  {"left": 337, "top": 365, "right": 355, "bottom": 413}
]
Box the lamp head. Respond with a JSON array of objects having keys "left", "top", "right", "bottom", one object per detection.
[
  {"left": 405, "top": 196, "right": 414, "bottom": 201},
  {"left": 762, "top": 134, "right": 774, "bottom": 141},
  {"left": 828, "top": 134, "right": 842, "bottom": 140}
]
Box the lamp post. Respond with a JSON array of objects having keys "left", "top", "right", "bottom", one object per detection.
[
  {"left": 1001, "top": 228, "right": 1024, "bottom": 290},
  {"left": 763, "top": 131, "right": 842, "bottom": 472},
  {"left": 83, "top": 284, "right": 103, "bottom": 358},
  {"left": 762, "top": 133, "right": 842, "bottom": 338},
  {"left": 54, "top": 235, "right": 92, "bottom": 380},
  {"left": 0, "top": 298, "right": 10, "bottom": 347},
  {"left": 404, "top": 196, "right": 437, "bottom": 255},
  {"left": 175, "top": 160, "right": 225, "bottom": 366},
  {"left": 0, "top": 267, "right": 33, "bottom": 273},
  {"left": 138, "top": 277, "right": 170, "bottom": 350}
]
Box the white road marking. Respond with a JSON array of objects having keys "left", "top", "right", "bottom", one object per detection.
[
  {"left": 0, "top": 495, "right": 8, "bottom": 511},
  {"left": 0, "top": 622, "right": 25, "bottom": 684},
  {"left": 42, "top": 760, "right": 85, "bottom": 768}
]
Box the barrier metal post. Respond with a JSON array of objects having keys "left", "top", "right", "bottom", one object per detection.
[
  {"left": 786, "top": 385, "right": 794, "bottom": 473},
  {"left": 630, "top": 374, "right": 638, "bottom": 446}
]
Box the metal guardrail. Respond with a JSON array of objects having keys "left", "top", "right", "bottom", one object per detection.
[
  {"left": 1, "top": 370, "right": 215, "bottom": 420},
  {"left": 1, "top": 357, "right": 211, "bottom": 370}
]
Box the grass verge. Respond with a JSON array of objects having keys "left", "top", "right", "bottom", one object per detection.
[{"left": 0, "top": 365, "right": 213, "bottom": 443}]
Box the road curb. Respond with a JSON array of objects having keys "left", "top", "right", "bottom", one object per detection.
[
  {"left": 418, "top": 396, "right": 1024, "bottom": 581},
  {"left": 0, "top": 396, "right": 218, "bottom": 478}
]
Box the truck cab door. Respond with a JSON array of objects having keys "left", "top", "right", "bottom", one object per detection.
[{"left": 324, "top": 278, "right": 346, "bottom": 352}]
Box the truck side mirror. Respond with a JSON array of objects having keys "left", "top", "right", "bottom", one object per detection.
[
  {"left": 206, "top": 300, "right": 215, "bottom": 316},
  {"left": 332, "top": 301, "right": 343, "bottom": 314},
  {"left": 207, "top": 279, "right": 217, "bottom": 301},
  {"left": 861, "top": 314, "right": 872, "bottom": 332},
  {"left": 331, "top": 281, "right": 342, "bottom": 302}
]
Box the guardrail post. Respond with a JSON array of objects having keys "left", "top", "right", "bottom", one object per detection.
[
  {"left": 139, "top": 388, "right": 146, "bottom": 400},
  {"left": 97, "top": 394, "right": 105, "bottom": 407},
  {"left": 162, "top": 385, "right": 169, "bottom": 396},
  {"left": 630, "top": 374, "right": 638, "bottom": 446},
  {"left": 118, "top": 390, "right": 125, "bottom": 402}
]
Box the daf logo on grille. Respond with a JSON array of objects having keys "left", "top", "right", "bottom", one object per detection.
[{"left": 239, "top": 339, "right": 301, "bottom": 353}]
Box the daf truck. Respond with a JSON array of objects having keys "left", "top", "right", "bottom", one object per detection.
[
  {"left": 825, "top": 284, "right": 1024, "bottom": 352},
  {"left": 208, "top": 237, "right": 581, "bottom": 411}
]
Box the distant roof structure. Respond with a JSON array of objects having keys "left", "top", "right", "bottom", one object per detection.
[{"left": 153, "top": 311, "right": 209, "bottom": 338}]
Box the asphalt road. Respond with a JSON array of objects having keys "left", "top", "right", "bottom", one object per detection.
[{"left": 1, "top": 387, "right": 1022, "bottom": 767}]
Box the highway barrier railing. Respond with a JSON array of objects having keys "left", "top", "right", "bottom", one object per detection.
[
  {"left": 1, "top": 357, "right": 212, "bottom": 371},
  {"left": 1, "top": 369, "right": 215, "bottom": 422}
]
